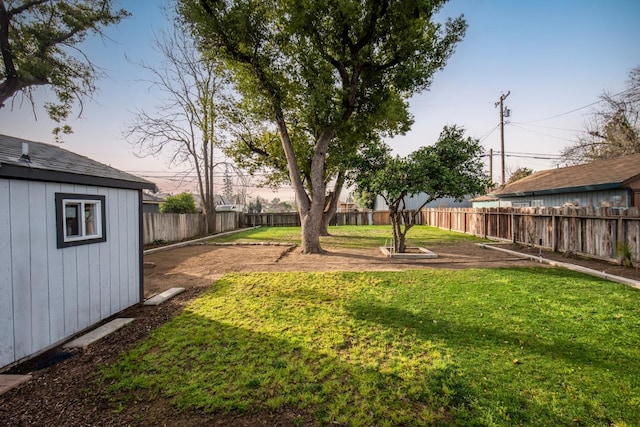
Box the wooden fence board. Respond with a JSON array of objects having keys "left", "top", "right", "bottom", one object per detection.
[{"left": 422, "top": 207, "right": 640, "bottom": 264}]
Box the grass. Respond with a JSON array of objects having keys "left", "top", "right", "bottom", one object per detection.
[
  {"left": 209, "top": 225, "right": 484, "bottom": 248},
  {"left": 102, "top": 267, "right": 640, "bottom": 426}
]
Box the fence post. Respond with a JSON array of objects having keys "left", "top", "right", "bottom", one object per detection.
[
  {"left": 616, "top": 214, "right": 625, "bottom": 264},
  {"left": 483, "top": 211, "right": 487, "bottom": 239},
  {"left": 552, "top": 212, "right": 558, "bottom": 252}
]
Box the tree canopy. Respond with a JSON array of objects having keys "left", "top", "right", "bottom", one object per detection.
[
  {"left": 0, "top": 0, "right": 129, "bottom": 137},
  {"left": 160, "top": 192, "right": 197, "bottom": 214},
  {"left": 561, "top": 65, "right": 640, "bottom": 165},
  {"left": 506, "top": 167, "right": 534, "bottom": 185},
  {"left": 352, "top": 125, "right": 490, "bottom": 253},
  {"left": 179, "top": 0, "right": 467, "bottom": 253}
]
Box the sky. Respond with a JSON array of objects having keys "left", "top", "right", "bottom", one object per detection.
[{"left": 1, "top": 0, "right": 639, "bottom": 201}]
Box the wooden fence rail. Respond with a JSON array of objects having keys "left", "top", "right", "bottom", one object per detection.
[{"left": 422, "top": 207, "right": 640, "bottom": 264}]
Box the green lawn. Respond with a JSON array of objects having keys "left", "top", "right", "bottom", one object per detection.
[
  {"left": 210, "top": 225, "right": 483, "bottom": 248},
  {"left": 103, "top": 268, "right": 640, "bottom": 426}
]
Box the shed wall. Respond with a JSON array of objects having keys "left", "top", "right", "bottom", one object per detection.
[{"left": 0, "top": 178, "right": 141, "bottom": 368}]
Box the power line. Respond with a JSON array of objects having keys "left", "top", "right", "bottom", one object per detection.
[
  {"left": 517, "top": 87, "right": 634, "bottom": 124},
  {"left": 508, "top": 123, "right": 579, "bottom": 143},
  {"left": 478, "top": 123, "right": 500, "bottom": 142},
  {"left": 509, "top": 122, "right": 581, "bottom": 133}
]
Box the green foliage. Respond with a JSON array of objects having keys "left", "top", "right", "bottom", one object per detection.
[
  {"left": 351, "top": 125, "right": 490, "bottom": 251},
  {"left": 506, "top": 166, "right": 534, "bottom": 184},
  {"left": 179, "top": 0, "right": 468, "bottom": 252},
  {"left": 0, "top": 0, "right": 129, "bottom": 138},
  {"left": 616, "top": 241, "right": 634, "bottom": 267},
  {"left": 102, "top": 268, "right": 640, "bottom": 426},
  {"left": 160, "top": 192, "right": 198, "bottom": 214}
]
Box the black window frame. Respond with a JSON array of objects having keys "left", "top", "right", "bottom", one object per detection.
[{"left": 55, "top": 193, "right": 107, "bottom": 248}]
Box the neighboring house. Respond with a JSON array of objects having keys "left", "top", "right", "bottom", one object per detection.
[
  {"left": 470, "top": 195, "right": 511, "bottom": 208},
  {"left": 142, "top": 191, "right": 165, "bottom": 213},
  {"left": 373, "top": 193, "right": 472, "bottom": 210},
  {"left": 489, "top": 154, "right": 640, "bottom": 208},
  {"left": 190, "top": 193, "right": 232, "bottom": 213},
  {"left": 0, "top": 135, "right": 156, "bottom": 369}
]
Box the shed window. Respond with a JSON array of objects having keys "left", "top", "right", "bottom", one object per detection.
[{"left": 56, "top": 194, "right": 106, "bottom": 248}]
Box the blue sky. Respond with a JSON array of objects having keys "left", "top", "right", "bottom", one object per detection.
[{"left": 1, "top": 0, "right": 639, "bottom": 196}]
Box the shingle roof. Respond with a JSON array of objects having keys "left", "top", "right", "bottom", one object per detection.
[
  {"left": 0, "top": 134, "right": 156, "bottom": 191},
  {"left": 490, "top": 154, "right": 640, "bottom": 197}
]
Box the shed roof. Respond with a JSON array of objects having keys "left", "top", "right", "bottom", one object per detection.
[
  {"left": 490, "top": 154, "right": 640, "bottom": 197},
  {"left": 0, "top": 134, "right": 156, "bottom": 191}
]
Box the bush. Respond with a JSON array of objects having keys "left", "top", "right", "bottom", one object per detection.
[{"left": 160, "top": 192, "right": 197, "bottom": 214}]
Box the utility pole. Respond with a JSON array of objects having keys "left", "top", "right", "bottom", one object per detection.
[{"left": 495, "top": 91, "right": 510, "bottom": 184}]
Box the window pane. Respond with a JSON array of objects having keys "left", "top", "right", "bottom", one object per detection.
[
  {"left": 85, "top": 203, "right": 97, "bottom": 236},
  {"left": 65, "top": 204, "right": 80, "bottom": 236}
]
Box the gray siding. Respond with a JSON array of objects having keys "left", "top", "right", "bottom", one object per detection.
[
  {"left": 374, "top": 193, "right": 471, "bottom": 210},
  {"left": 499, "top": 189, "right": 631, "bottom": 208},
  {"left": 0, "top": 178, "right": 141, "bottom": 368}
]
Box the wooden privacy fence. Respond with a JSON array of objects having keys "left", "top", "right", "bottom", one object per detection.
[
  {"left": 422, "top": 207, "right": 640, "bottom": 264},
  {"left": 143, "top": 211, "right": 239, "bottom": 244},
  {"left": 144, "top": 208, "right": 640, "bottom": 264},
  {"left": 241, "top": 211, "right": 376, "bottom": 227}
]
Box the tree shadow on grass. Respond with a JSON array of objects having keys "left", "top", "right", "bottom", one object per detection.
[
  {"left": 345, "top": 297, "right": 639, "bottom": 425},
  {"left": 103, "top": 310, "right": 474, "bottom": 426},
  {"left": 346, "top": 297, "right": 634, "bottom": 375}
]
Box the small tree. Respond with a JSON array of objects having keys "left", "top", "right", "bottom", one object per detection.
[
  {"left": 353, "top": 126, "right": 490, "bottom": 253},
  {"left": 160, "top": 193, "right": 197, "bottom": 214}
]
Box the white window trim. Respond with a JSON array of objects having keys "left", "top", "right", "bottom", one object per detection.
[{"left": 62, "top": 199, "right": 103, "bottom": 242}]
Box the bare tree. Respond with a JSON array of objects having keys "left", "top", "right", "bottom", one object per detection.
[
  {"left": 125, "top": 23, "right": 231, "bottom": 232},
  {"left": 561, "top": 66, "right": 640, "bottom": 165}
]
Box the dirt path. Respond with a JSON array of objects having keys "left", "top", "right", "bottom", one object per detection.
[{"left": 143, "top": 241, "right": 538, "bottom": 297}]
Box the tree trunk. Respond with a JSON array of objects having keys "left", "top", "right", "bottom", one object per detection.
[
  {"left": 320, "top": 171, "right": 345, "bottom": 235},
  {"left": 273, "top": 104, "right": 330, "bottom": 254},
  {"left": 300, "top": 207, "right": 324, "bottom": 254}
]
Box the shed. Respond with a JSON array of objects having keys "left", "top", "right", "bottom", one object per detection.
[
  {"left": 489, "top": 154, "right": 640, "bottom": 208},
  {"left": 0, "top": 134, "right": 156, "bottom": 369}
]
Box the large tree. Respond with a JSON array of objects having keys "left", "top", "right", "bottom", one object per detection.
[
  {"left": 0, "top": 0, "right": 129, "bottom": 137},
  {"left": 561, "top": 65, "right": 640, "bottom": 165},
  {"left": 126, "top": 24, "right": 230, "bottom": 233},
  {"left": 352, "top": 125, "right": 490, "bottom": 253},
  {"left": 179, "top": 0, "right": 467, "bottom": 253}
]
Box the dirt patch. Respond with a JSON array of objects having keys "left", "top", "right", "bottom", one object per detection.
[{"left": 2, "top": 241, "right": 638, "bottom": 426}]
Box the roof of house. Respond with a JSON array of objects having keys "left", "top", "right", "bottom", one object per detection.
[
  {"left": 142, "top": 191, "right": 165, "bottom": 204},
  {"left": 490, "top": 154, "right": 640, "bottom": 197},
  {"left": 470, "top": 195, "right": 498, "bottom": 202},
  {"left": 0, "top": 134, "right": 156, "bottom": 191}
]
